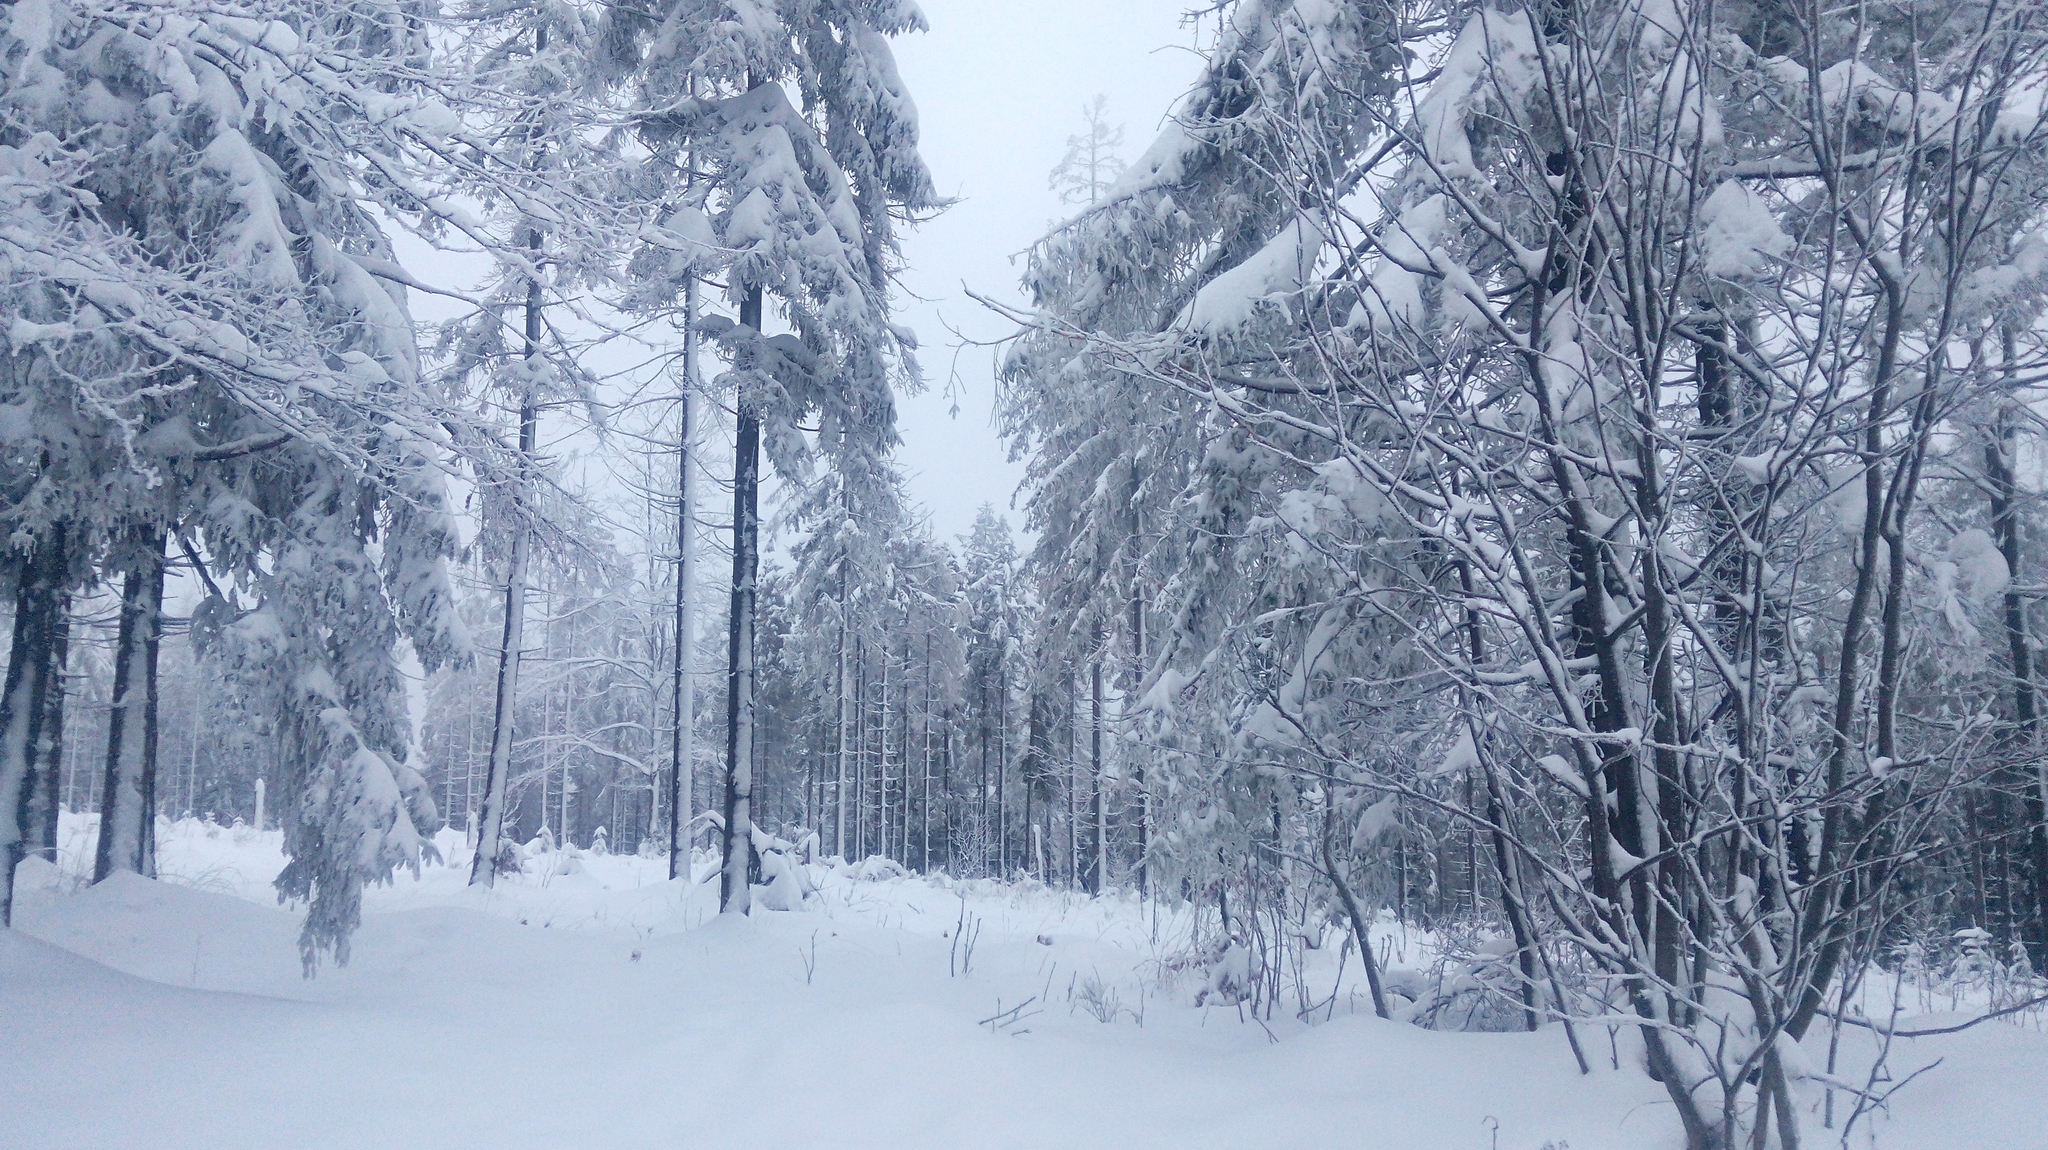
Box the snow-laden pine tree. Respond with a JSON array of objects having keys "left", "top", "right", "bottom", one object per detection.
[
  {"left": 1048, "top": 95, "right": 1125, "bottom": 207},
  {"left": 0, "top": 0, "right": 485, "bottom": 962},
  {"left": 993, "top": 15, "right": 1404, "bottom": 891},
  {"left": 604, "top": 0, "right": 936, "bottom": 912}
]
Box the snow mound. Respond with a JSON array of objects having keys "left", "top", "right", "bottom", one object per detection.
[{"left": 3, "top": 816, "right": 2042, "bottom": 1149}]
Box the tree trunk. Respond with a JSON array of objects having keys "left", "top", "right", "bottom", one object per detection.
[
  {"left": 996, "top": 662, "right": 1008, "bottom": 876},
  {"left": 835, "top": 537, "right": 851, "bottom": 860},
  {"left": 1022, "top": 725, "right": 1034, "bottom": 880},
  {"left": 922, "top": 631, "right": 933, "bottom": 871},
  {"left": 855, "top": 640, "right": 868, "bottom": 859},
  {"left": 1790, "top": 286, "right": 1910, "bottom": 1044},
  {"left": 93, "top": 530, "right": 164, "bottom": 884},
  {"left": 1067, "top": 669, "right": 1079, "bottom": 889},
  {"left": 978, "top": 680, "right": 989, "bottom": 874},
  {"left": 1483, "top": 758, "right": 1542, "bottom": 1032},
  {"left": 720, "top": 284, "right": 763, "bottom": 915},
  {"left": 942, "top": 715, "right": 953, "bottom": 872},
  {"left": 668, "top": 278, "right": 697, "bottom": 882},
  {"left": 1987, "top": 327, "right": 2048, "bottom": 965},
  {"left": 468, "top": 229, "right": 544, "bottom": 888},
  {"left": 896, "top": 630, "right": 907, "bottom": 862},
  {"left": 1089, "top": 656, "right": 1105, "bottom": 894},
  {"left": 1130, "top": 498, "right": 1148, "bottom": 896},
  {"left": 1322, "top": 795, "right": 1391, "bottom": 1019},
  {"left": 2, "top": 523, "right": 66, "bottom": 924},
  {"left": 879, "top": 628, "right": 892, "bottom": 860},
  {"left": 28, "top": 597, "right": 70, "bottom": 866}
]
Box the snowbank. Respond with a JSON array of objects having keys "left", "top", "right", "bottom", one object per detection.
[{"left": 3, "top": 814, "right": 2043, "bottom": 1149}]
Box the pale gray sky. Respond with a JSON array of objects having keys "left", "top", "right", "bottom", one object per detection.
[{"left": 886, "top": 1, "right": 1200, "bottom": 546}]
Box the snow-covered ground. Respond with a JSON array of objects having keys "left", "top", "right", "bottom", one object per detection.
[{"left": 4, "top": 814, "right": 2044, "bottom": 1150}]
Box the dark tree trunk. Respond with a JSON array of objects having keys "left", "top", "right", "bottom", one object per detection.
[
  {"left": 94, "top": 530, "right": 165, "bottom": 884},
  {"left": 29, "top": 595, "right": 71, "bottom": 864},
  {"left": 1087, "top": 657, "right": 1105, "bottom": 894},
  {"left": 668, "top": 296, "right": 696, "bottom": 882},
  {"left": 2, "top": 523, "right": 67, "bottom": 925},
  {"left": 1987, "top": 329, "right": 2048, "bottom": 965},
  {"left": 468, "top": 229, "right": 544, "bottom": 888},
  {"left": 720, "top": 284, "right": 763, "bottom": 914},
  {"left": 1322, "top": 795, "right": 1390, "bottom": 1019}
]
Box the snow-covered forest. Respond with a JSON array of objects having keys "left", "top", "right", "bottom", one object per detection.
[{"left": 5, "top": 0, "right": 2048, "bottom": 1147}]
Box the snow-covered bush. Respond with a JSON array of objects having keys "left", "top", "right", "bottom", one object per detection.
[{"left": 1000, "top": 0, "right": 2048, "bottom": 1144}]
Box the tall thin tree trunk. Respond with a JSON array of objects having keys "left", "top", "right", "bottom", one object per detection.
[
  {"left": 464, "top": 685, "right": 476, "bottom": 835},
  {"left": 922, "top": 631, "right": 933, "bottom": 872},
  {"left": 93, "top": 530, "right": 164, "bottom": 884},
  {"left": 996, "top": 661, "right": 1008, "bottom": 876},
  {"left": 1130, "top": 500, "right": 1148, "bottom": 896},
  {"left": 468, "top": 228, "right": 544, "bottom": 888},
  {"left": 668, "top": 282, "right": 697, "bottom": 882},
  {"left": 1989, "top": 328, "right": 2048, "bottom": 964},
  {"left": 879, "top": 630, "right": 892, "bottom": 861},
  {"left": 978, "top": 681, "right": 989, "bottom": 874},
  {"left": 1089, "top": 656, "right": 1105, "bottom": 894},
  {"left": 898, "top": 621, "right": 911, "bottom": 862},
  {"left": 1790, "top": 287, "right": 1911, "bottom": 1045},
  {"left": 1483, "top": 758, "right": 1543, "bottom": 1031},
  {"left": 2, "top": 523, "right": 65, "bottom": 923},
  {"left": 645, "top": 633, "right": 661, "bottom": 854},
  {"left": 1073, "top": 667, "right": 1089, "bottom": 892},
  {"left": 856, "top": 641, "right": 868, "bottom": 859},
  {"left": 139, "top": 548, "right": 163, "bottom": 872},
  {"left": 835, "top": 537, "right": 851, "bottom": 859},
  {"left": 1455, "top": 548, "right": 1541, "bottom": 1031},
  {"left": 720, "top": 284, "right": 764, "bottom": 915},
  {"left": 1322, "top": 795, "right": 1391, "bottom": 1019},
  {"left": 941, "top": 717, "right": 953, "bottom": 872},
  {"left": 1023, "top": 692, "right": 1036, "bottom": 880},
  {"left": 29, "top": 595, "right": 71, "bottom": 866},
  {"left": 893, "top": 635, "right": 904, "bottom": 858}
]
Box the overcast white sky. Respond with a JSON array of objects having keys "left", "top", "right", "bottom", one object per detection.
[{"left": 884, "top": 1, "right": 1201, "bottom": 546}]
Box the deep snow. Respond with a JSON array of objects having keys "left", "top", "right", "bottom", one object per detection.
[{"left": 3, "top": 815, "right": 2043, "bottom": 1150}]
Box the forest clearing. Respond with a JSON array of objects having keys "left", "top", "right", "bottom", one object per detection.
[{"left": 9, "top": 0, "right": 2048, "bottom": 1145}]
